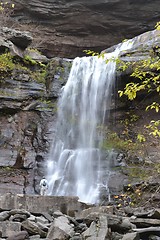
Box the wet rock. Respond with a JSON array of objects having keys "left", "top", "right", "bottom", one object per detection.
[{"left": 45, "top": 57, "right": 72, "bottom": 98}]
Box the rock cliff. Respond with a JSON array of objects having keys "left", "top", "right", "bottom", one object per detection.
[
  {"left": 0, "top": 26, "right": 159, "bottom": 199},
  {"left": 11, "top": 0, "right": 160, "bottom": 57}
]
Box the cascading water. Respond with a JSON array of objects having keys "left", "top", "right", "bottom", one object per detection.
[{"left": 47, "top": 40, "right": 133, "bottom": 204}]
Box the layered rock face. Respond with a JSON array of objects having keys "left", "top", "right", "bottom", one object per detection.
[
  {"left": 0, "top": 26, "right": 159, "bottom": 200},
  {"left": 0, "top": 27, "right": 71, "bottom": 195},
  {"left": 12, "top": 0, "right": 160, "bottom": 57}
]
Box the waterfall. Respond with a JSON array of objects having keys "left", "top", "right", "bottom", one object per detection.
[{"left": 47, "top": 40, "right": 133, "bottom": 204}]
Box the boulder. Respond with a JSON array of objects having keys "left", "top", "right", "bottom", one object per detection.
[
  {"left": 130, "top": 218, "right": 160, "bottom": 228},
  {"left": 47, "top": 215, "right": 75, "bottom": 239},
  {"left": 21, "top": 220, "right": 47, "bottom": 238},
  {"left": 6, "top": 231, "right": 29, "bottom": 240},
  {"left": 82, "top": 214, "right": 108, "bottom": 240},
  {"left": 0, "top": 212, "right": 10, "bottom": 221},
  {"left": 0, "top": 27, "right": 32, "bottom": 50},
  {"left": 0, "top": 221, "right": 21, "bottom": 238},
  {"left": 0, "top": 27, "right": 32, "bottom": 58},
  {"left": 47, "top": 226, "right": 70, "bottom": 240}
]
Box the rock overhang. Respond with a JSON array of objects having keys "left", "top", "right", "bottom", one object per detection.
[{"left": 11, "top": 0, "right": 160, "bottom": 57}]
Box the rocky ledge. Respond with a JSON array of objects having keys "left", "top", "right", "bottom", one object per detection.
[
  {"left": 1, "top": 194, "right": 160, "bottom": 239},
  {"left": 9, "top": 0, "right": 160, "bottom": 57}
]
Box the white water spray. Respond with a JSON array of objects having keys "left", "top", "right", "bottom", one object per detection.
[{"left": 47, "top": 40, "right": 133, "bottom": 203}]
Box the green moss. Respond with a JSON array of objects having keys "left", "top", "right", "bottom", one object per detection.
[
  {"left": 101, "top": 131, "right": 139, "bottom": 152},
  {"left": 0, "top": 52, "right": 15, "bottom": 72},
  {"left": 23, "top": 55, "right": 37, "bottom": 65},
  {"left": 29, "top": 67, "right": 47, "bottom": 84},
  {"left": 27, "top": 48, "right": 41, "bottom": 54},
  {"left": 127, "top": 165, "right": 151, "bottom": 181},
  {"left": 0, "top": 166, "right": 12, "bottom": 171},
  {"left": 0, "top": 52, "right": 29, "bottom": 74},
  {"left": 37, "top": 99, "right": 57, "bottom": 112},
  {"left": 0, "top": 50, "right": 48, "bottom": 85},
  {"left": 22, "top": 54, "right": 47, "bottom": 83}
]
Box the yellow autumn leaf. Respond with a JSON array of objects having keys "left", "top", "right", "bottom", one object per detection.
[{"left": 114, "top": 195, "right": 119, "bottom": 199}]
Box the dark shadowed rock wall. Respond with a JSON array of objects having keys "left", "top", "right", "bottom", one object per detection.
[{"left": 12, "top": 0, "right": 160, "bottom": 57}]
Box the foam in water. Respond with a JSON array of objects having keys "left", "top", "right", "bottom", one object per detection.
[{"left": 47, "top": 40, "right": 133, "bottom": 204}]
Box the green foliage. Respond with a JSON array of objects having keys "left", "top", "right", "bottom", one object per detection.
[
  {"left": 37, "top": 99, "right": 57, "bottom": 112},
  {"left": 118, "top": 57, "right": 160, "bottom": 100},
  {"left": 0, "top": 166, "right": 12, "bottom": 171},
  {"left": 83, "top": 49, "right": 105, "bottom": 59},
  {"left": 118, "top": 55, "right": 160, "bottom": 138},
  {"left": 31, "top": 68, "right": 47, "bottom": 84},
  {"left": 155, "top": 21, "right": 160, "bottom": 30},
  {"left": 0, "top": 52, "right": 15, "bottom": 72},
  {"left": 0, "top": 52, "right": 16, "bottom": 81},
  {"left": 0, "top": 1, "right": 15, "bottom": 11},
  {"left": 118, "top": 82, "right": 145, "bottom": 100},
  {"left": 128, "top": 166, "right": 150, "bottom": 180},
  {"left": 83, "top": 49, "right": 99, "bottom": 56},
  {"left": 145, "top": 120, "right": 160, "bottom": 137},
  {"left": 0, "top": 51, "right": 47, "bottom": 85},
  {"left": 24, "top": 55, "right": 37, "bottom": 65},
  {"left": 137, "top": 134, "right": 146, "bottom": 143},
  {"left": 146, "top": 102, "right": 160, "bottom": 113}
]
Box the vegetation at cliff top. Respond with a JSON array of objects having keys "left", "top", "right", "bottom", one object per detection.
[{"left": 0, "top": 51, "right": 47, "bottom": 83}]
